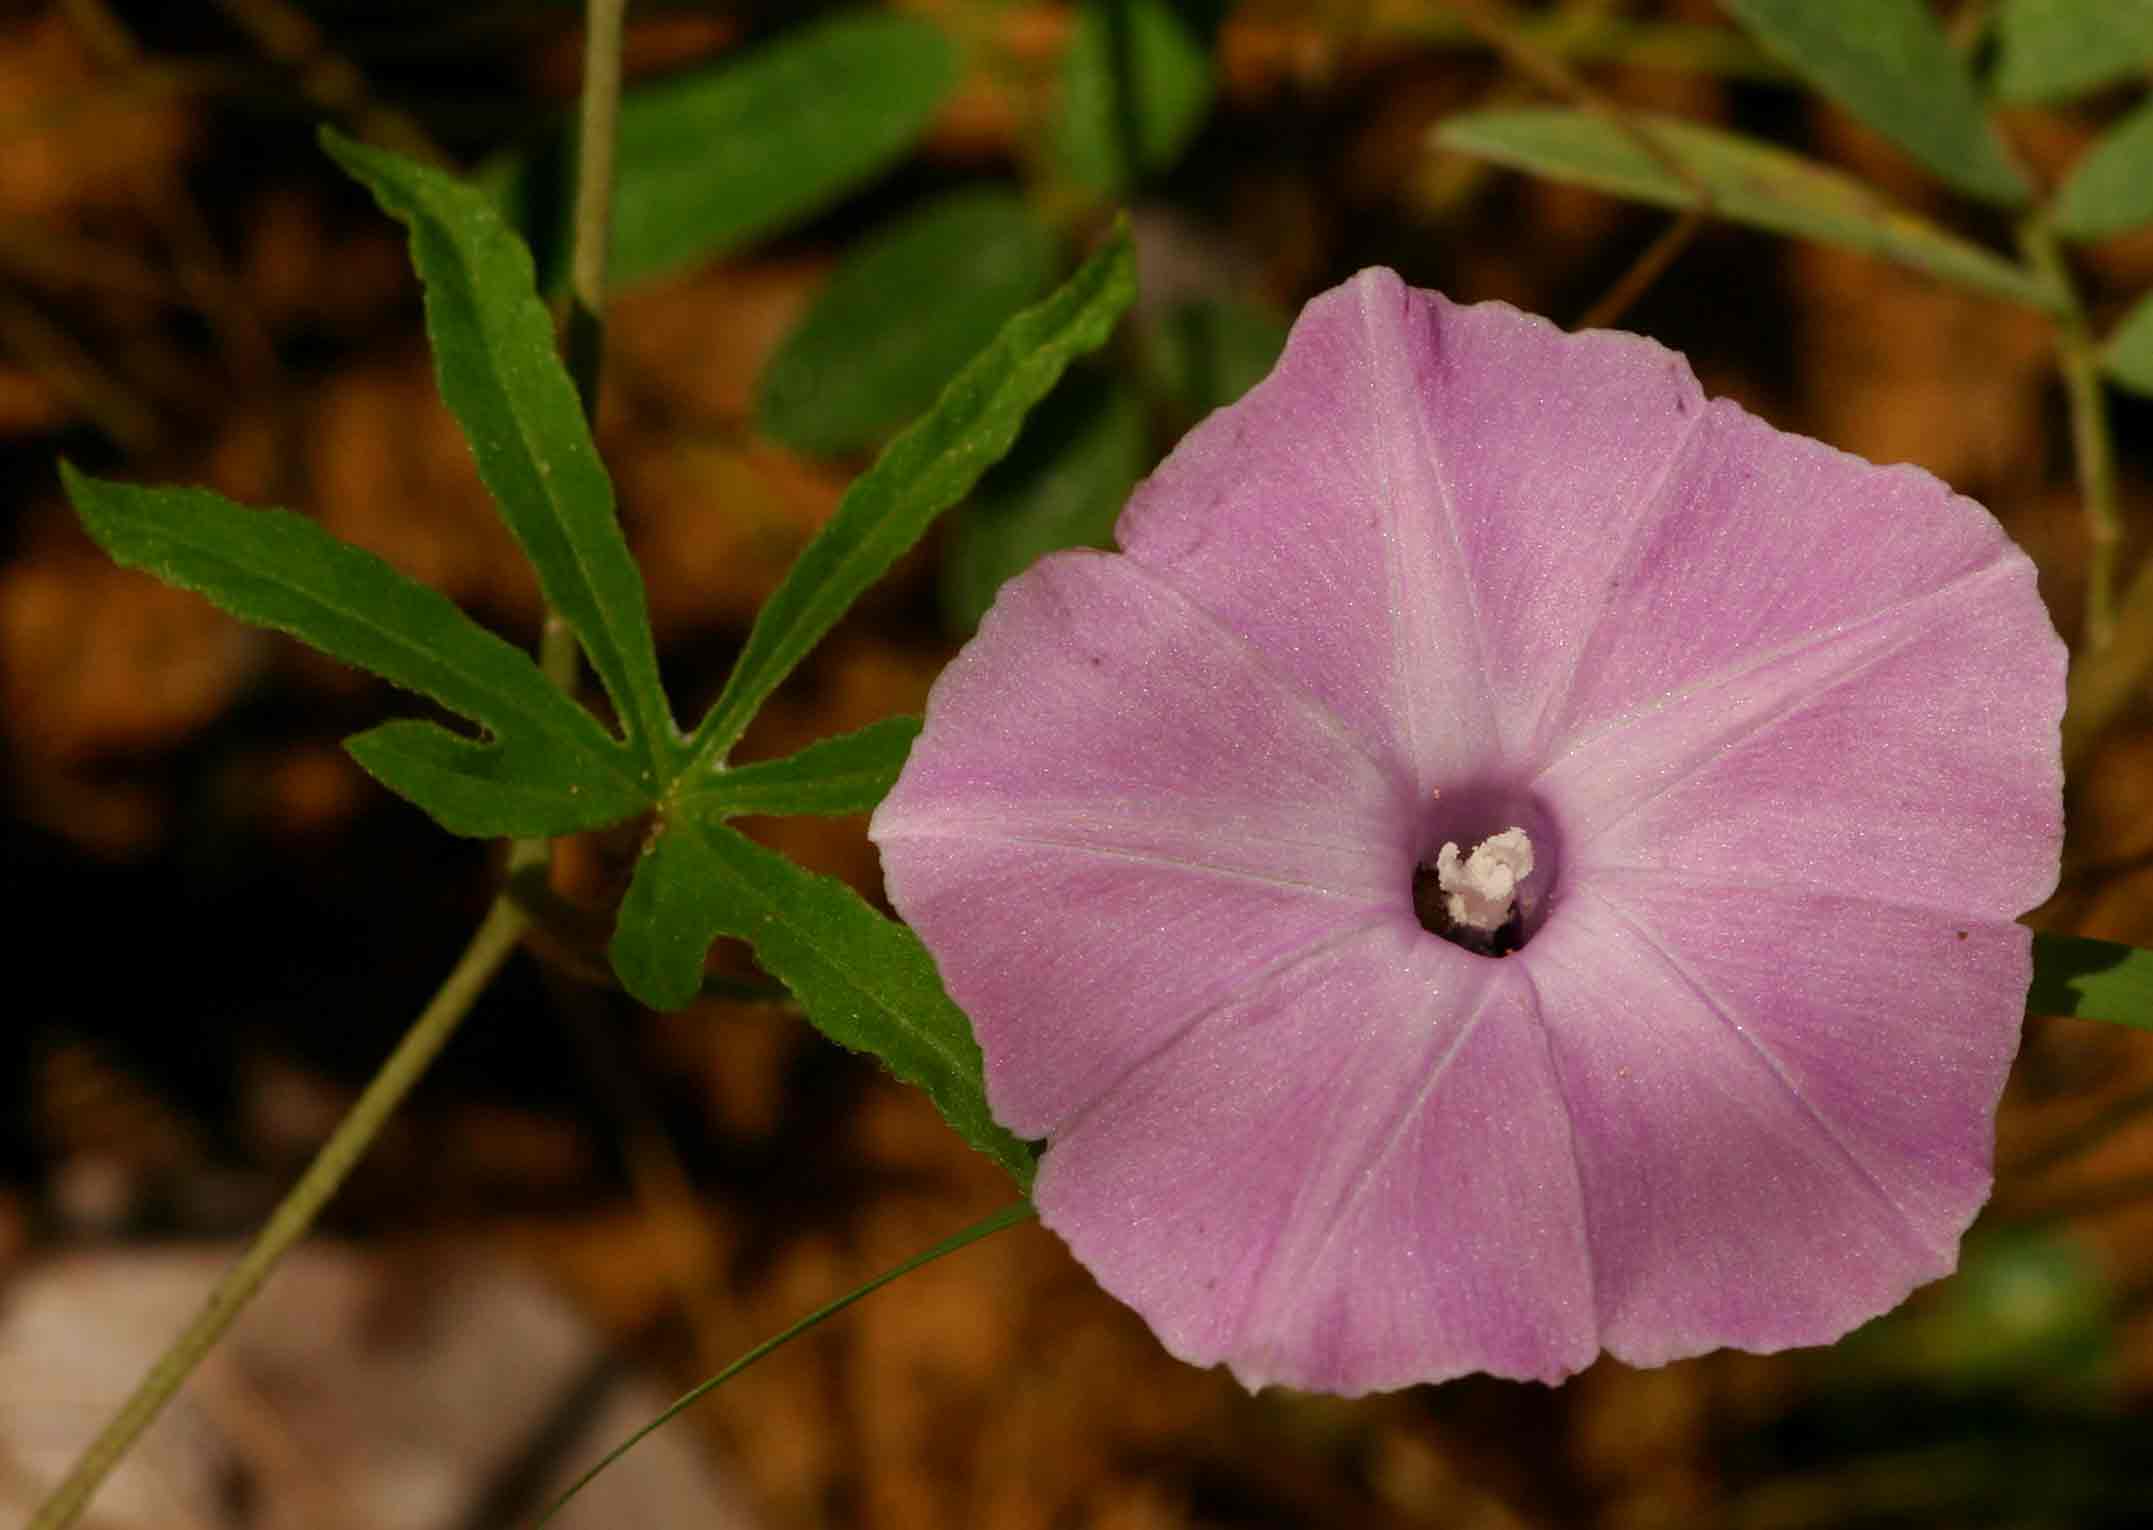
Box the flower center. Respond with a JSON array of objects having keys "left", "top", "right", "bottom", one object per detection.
[{"left": 1414, "top": 826, "right": 1537, "bottom": 956}]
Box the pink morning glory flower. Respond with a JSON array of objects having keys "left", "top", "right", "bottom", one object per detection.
[{"left": 870, "top": 269, "right": 2064, "bottom": 1393}]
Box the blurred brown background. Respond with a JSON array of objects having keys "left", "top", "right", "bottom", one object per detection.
[{"left": 4, "top": 1, "right": 2153, "bottom": 1526}]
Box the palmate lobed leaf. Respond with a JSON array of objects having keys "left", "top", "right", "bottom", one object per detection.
[
  {"left": 322, "top": 130, "right": 673, "bottom": 779},
  {"left": 61, "top": 468, "right": 652, "bottom": 837},
  {"left": 609, "top": 807, "right": 1035, "bottom": 1184},
  {"left": 1435, "top": 108, "right": 2061, "bottom": 313},
  {"left": 679, "top": 716, "right": 922, "bottom": 819},
  {"left": 605, "top": 226, "right": 1137, "bottom": 1177},
  {"left": 1717, "top": 0, "right": 2028, "bottom": 206},
  {"left": 682, "top": 219, "right": 1139, "bottom": 773}
]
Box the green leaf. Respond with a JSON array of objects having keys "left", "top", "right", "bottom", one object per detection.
[
  {"left": 609, "top": 810, "right": 1034, "bottom": 1183},
  {"left": 1141, "top": 296, "right": 1289, "bottom": 421},
  {"left": 2028, "top": 933, "right": 2153, "bottom": 1031},
  {"left": 344, "top": 720, "right": 648, "bottom": 837},
  {"left": 2053, "top": 99, "right": 2153, "bottom": 241},
  {"left": 1435, "top": 109, "right": 2061, "bottom": 312},
  {"left": 321, "top": 130, "right": 671, "bottom": 777},
  {"left": 2104, "top": 288, "right": 2153, "bottom": 397},
  {"left": 1993, "top": 0, "right": 2153, "bottom": 103},
  {"left": 684, "top": 220, "right": 1139, "bottom": 771},
  {"left": 1833, "top": 1228, "right": 2111, "bottom": 1392},
  {"left": 941, "top": 373, "right": 1147, "bottom": 633},
  {"left": 1054, "top": 0, "right": 1218, "bottom": 197},
  {"left": 61, "top": 467, "right": 650, "bottom": 837},
  {"left": 1717, "top": 0, "right": 2028, "bottom": 205},
  {"left": 608, "top": 12, "right": 958, "bottom": 287},
  {"left": 757, "top": 189, "right": 1061, "bottom": 457},
  {"left": 680, "top": 716, "right": 922, "bottom": 818}
]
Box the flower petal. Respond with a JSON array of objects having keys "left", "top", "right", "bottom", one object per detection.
[
  {"left": 873, "top": 267, "right": 2065, "bottom": 1393},
  {"left": 872, "top": 836, "right": 1395, "bottom": 1137},
  {"left": 874, "top": 550, "right": 1410, "bottom": 1134},
  {"left": 876, "top": 550, "right": 1408, "bottom": 866},
  {"left": 1543, "top": 402, "right": 2042, "bottom": 754},
  {"left": 1527, "top": 881, "right": 2023, "bottom": 1366},
  {"left": 1115, "top": 269, "right": 1499, "bottom": 789},
  {"left": 1402, "top": 295, "right": 1709, "bottom": 760},
  {"left": 1036, "top": 924, "right": 1598, "bottom": 1393},
  {"left": 1547, "top": 535, "right": 2063, "bottom": 919}
]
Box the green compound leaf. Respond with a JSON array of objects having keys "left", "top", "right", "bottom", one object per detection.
[
  {"left": 62, "top": 467, "right": 651, "bottom": 838},
  {"left": 2104, "top": 288, "right": 2153, "bottom": 397},
  {"left": 757, "top": 189, "right": 1061, "bottom": 458},
  {"left": 1435, "top": 109, "right": 2060, "bottom": 313},
  {"left": 2053, "top": 99, "right": 2153, "bottom": 241},
  {"left": 942, "top": 373, "right": 1148, "bottom": 633},
  {"left": 683, "top": 220, "right": 1138, "bottom": 773},
  {"left": 1054, "top": 0, "right": 1217, "bottom": 197},
  {"left": 322, "top": 130, "right": 672, "bottom": 779},
  {"left": 1717, "top": 0, "right": 2028, "bottom": 205},
  {"left": 679, "top": 716, "right": 922, "bottom": 819},
  {"left": 1993, "top": 0, "right": 2153, "bottom": 104},
  {"left": 610, "top": 808, "right": 1034, "bottom": 1184},
  {"left": 2029, "top": 933, "right": 2153, "bottom": 1031},
  {"left": 608, "top": 11, "right": 958, "bottom": 287}
]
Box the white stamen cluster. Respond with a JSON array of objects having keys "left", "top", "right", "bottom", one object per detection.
[{"left": 1433, "top": 827, "right": 1534, "bottom": 934}]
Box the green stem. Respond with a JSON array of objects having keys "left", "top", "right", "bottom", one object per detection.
[
  {"left": 2070, "top": 555, "right": 2153, "bottom": 770},
  {"left": 2023, "top": 219, "right": 2120, "bottom": 655},
  {"left": 25, "top": 898, "right": 531, "bottom": 1530},
  {"left": 2018, "top": 217, "right": 2137, "bottom": 769},
  {"left": 537, "top": 1200, "right": 1038, "bottom": 1525},
  {"left": 2062, "top": 334, "right": 2121, "bottom": 653},
  {"left": 27, "top": 8, "right": 640, "bottom": 1524},
  {"left": 519, "top": 0, "right": 631, "bottom": 876},
  {"left": 1577, "top": 207, "right": 1703, "bottom": 330},
  {"left": 563, "top": 0, "right": 625, "bottom": 426},
  {"left": 1433, "top": 0, "right": 1714, "bottom": 208}
]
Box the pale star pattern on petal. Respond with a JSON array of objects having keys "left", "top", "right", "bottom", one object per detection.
[{"left": 870, "top": 268, "right": 2065, "bottom": 1394}]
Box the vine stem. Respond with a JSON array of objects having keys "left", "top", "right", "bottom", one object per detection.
[
  {"left": 2022, "top": 218, "right": 2121, "bottom": 656},
  {"left": 24, "top": 899, "right": 530, "bottom": 1530},
  {"left": 1577, "top": 209, "right": 1704, "bottom": 331},
  {"left": 1432, "top": 0, "right": 1713, "bottom": 329},
  {"left": 563, "top": 0, "right": 625, "bottom": 426},
  {"left": 1434, "top": 0, "right": 1713, "bottom": 206},
  {"left": 520, "top": 0, "right": 631, "bottom": 755},
  {"left": 2066, "top": 552, "right": 2153, "bottom": 772},
  {"left": 26, "top": 6, "right": 634, "bottom": 1525},
  {"left": 2018, "top": 216, "right": 2138, "bottom": 770}
]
